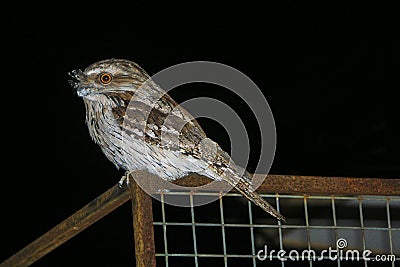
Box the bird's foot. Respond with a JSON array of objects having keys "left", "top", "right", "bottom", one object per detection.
[{"left": 119, "top": 171, "right": 131, "bottom": 188}]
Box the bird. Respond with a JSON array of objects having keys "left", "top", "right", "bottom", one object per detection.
[{"left": 69, "top": 58, "right": 285, "bottom": 222}]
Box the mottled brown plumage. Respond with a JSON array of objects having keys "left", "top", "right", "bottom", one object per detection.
[{"left": 69, "top": 59, "right": 285, "bottom": 221}]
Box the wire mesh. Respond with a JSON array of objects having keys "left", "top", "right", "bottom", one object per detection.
[{"left": 153, "top": 192, "right": 400, "bottom": 267}]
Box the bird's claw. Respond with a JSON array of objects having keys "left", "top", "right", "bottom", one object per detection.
[{"left": 118, "top": 171, "right": 131, "bottom": 188}]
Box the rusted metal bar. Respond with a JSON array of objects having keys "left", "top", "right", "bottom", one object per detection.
[
  {"left": 257, "top": 175, "right": 400, "bottom": 195},
  {"left": 129, "top": 173, "right": 156, "bottom": 267},
  {"left": 173, "top": 174, "right": 400, "bottom": 196},
  {"left": 0, "top": 184, "right": 131, "bottom": 267}
]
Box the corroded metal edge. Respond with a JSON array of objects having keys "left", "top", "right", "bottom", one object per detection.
[
  {"left": 258, "top": 175, "right": 400, "bottom": 196},
  {"left": 129, "top": 172, "right": 156, "bottom": 267},
  {"left": 172, "top": 174, "right": 400, "bottom": 196}
]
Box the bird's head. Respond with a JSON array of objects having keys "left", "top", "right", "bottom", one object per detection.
[{"left": 69, "top": 59, "right": 151, "bottom": 99}]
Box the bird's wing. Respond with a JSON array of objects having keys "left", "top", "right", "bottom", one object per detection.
[
  {"left": 111, "top": 91, "right": 251, "bottom": 181},
  {"left": 110, "top": 92, "right": 206, "bottom": 155}
]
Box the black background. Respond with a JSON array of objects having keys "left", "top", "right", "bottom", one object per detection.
[{"left": 1, "top": 1, "right": 398, "bottom": 266}]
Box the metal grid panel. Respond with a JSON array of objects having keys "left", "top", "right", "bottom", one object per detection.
[{"left": 153, "top": 192, "right": 400, "bottom": 267}]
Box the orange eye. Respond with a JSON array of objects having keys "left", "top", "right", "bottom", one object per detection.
[{"left": 99, "top": 73, "right": 112, "bottom": 85}]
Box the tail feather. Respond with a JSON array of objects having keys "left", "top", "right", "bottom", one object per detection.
[{"left": 225, "top": 175, "right": 286, "bottom": 222}]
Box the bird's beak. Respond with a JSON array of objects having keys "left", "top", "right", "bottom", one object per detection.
[
  {"left": 68, "top": 69, "right": 85, "bottom": 88},
  {"left": 68, "top": 69, "right": 88, "bottom": 96},
  {"left": 68, "top": 69, "right": 85, "bottom": 81}
]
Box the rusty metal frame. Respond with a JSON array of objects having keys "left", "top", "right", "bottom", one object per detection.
[
  {"left": 173, "top": 174, "right": 400, "bottom": 196},
  {"left": 1, "top": 173, "right": 399, "bottom": 267}
]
